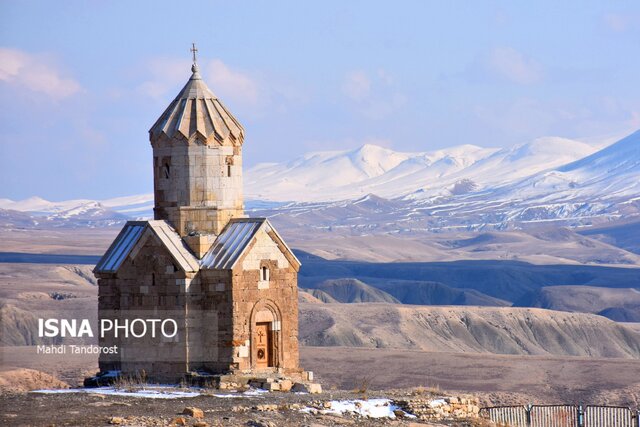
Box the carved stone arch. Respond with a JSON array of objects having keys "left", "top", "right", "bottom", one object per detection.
[{"left": 249, "top": 299, "right": 283, "bottom": 370}]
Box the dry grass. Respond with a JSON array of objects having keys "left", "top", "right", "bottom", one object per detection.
[
  {"left": 411, "top": 385, "right": 441, "bottom": 396},
  {"left": 112, "top": 369, "right": 147, "bottom": 392},
  {"left": 352, "top": 375, "right": 373, "bottom": 400}
]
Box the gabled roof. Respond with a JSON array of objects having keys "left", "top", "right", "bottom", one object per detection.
[
  {"left": 200, "top": 218, "right": 301, "bottom": 271},
  {"left": 94, "top": 220, "right": 199, "bottom": 274},
  {"left": 149, "top": 64, "right": 244, "bottom": 144},
  {"left": 95, "top": 218, "right": 300, "bottom": 275}
]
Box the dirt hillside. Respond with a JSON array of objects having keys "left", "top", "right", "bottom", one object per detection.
[{"left": 299, "top": 303, "right": 640, "bottom": 358}]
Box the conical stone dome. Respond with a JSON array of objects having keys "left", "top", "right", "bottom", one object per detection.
[{"left": 149, "top": 64, "right": 244, "bottom": 145}]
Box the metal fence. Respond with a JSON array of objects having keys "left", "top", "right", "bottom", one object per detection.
[
  {"left": 480, "top": 405, "right": 640, "bottom": 427},
  {"left": 583, "top": 406, "right": 638, "bottom": 427}
]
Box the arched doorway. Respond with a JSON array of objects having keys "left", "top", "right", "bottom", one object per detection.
[{"left": 250, "top": 300, "right": 282, "bottom": 370}]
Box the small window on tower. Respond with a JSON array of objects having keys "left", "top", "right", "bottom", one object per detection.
[
  {"left": 225, "top": 156, "right": 234, "bottom": 177},
  {"left": 261, "top": 266, "right": 269, "bottom": 281},
  {"left": 163, "top": 162, "right": 170, "bottom": 179}
]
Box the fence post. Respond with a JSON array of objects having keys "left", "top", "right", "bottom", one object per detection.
[
  {"left": 577, "top": 405, "right": 583, "bottom": 427},
  {"left": 526, "top": 404, "right": 532, "bottom": 427}
]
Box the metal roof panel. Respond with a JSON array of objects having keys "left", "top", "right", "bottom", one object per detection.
[
  {"left": 94, "top": 222, "right": 145, "bottom": 273},
  {"left": 200, "top": 219, "right": 264, "bottom": 270},
  {"left": 94, "top": 220, "right": 199, "bottom": 274}
]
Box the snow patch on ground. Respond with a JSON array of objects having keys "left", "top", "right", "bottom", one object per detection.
[
  {"left": 32, "top": 385, "right": 270, "bottom": 400},
  {"left": 429, "top": 398, "right": 447, "bottom": 407},
  {"left": 32, "top": 386, "right": 200, "bottom": 399},
  {"left": 300, "top": 398, "right": 415, "bottom": 419},
  {"left": 211, "top": 388, "right": 268, "bottom": 398}
]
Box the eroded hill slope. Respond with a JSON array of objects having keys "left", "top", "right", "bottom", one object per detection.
[{"left": 299, "top": 303, "right": 640, "bottom": 358}]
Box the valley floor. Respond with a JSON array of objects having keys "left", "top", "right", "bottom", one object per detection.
[{"left": 301, "top": 346, "right": 640, "bottom": 407}]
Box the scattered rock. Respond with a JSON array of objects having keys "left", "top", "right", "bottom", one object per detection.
[
  {"left": 279, "top": 379, "right": 293, "bottom": 392},
  {"left": 171, "top": 417, "right": 188, "bottom": 426},
  {"left": 88, "top": 401, "right": 113, "bottom": 407},
  {"left": 246, "top": 420, "right": 276, "bottom": 427},
  {"left": 193, "top": 422, "right": 209, "bottom": 427},
  {"left": 393, "top": 409, "right": 406, "bottom": 418},
  {"left": 182, "top": 407, "right": 204, "bottom": 419},
  {"left": 291, "top": 382, "right": 322, "bottom": 394},
  {"left": 254, "top": 404, "right": 278, "bottom": 411},
  {"left": 219, "top": 381, "right": 241, "bottom": 390},
  {"left": 308, "top": 383, "right": 322, "bottom": 394},
  {"left": 108, "top": 416, "right": 125, "bottom": 425},
  {"left": 49, "top": 291, "right": 76, "bottom": 300}
]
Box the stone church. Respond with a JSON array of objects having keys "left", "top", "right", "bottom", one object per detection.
[{"left": 94, "top": 51, "right": 306, "bottom": 385}]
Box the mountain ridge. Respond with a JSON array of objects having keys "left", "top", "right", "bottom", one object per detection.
[{"left": 1, "top": 130, "right": 638, "bottom": 231}]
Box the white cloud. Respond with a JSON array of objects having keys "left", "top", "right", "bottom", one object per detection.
[
  {"left": 136, "top": 56, "right": 304, "bottom": 115},
  {"left": 629, "top": 110, "right": 640, "bottom": 128},
  {"left": 360, "top": 93, "right": 407, "bottom": 120},
  {"left": 137, "top": 57, "right": 260, "bottom": 106},
  {"left": 342, "top": 69, "right": 406, "bottom": 119},
  {"left": 473, "top": 95, "right": 640, "bottom": 141},
  {"left": 603, "top": 13, "right": 630, "bottom": 32},
  {"left": 136, "top": 57, "right": 190, "bottom": 100},
  {"left": 342, "top": 70, "right": 371, "bottom": 100},
  {"left": 0, "top": 47, "right": 81, "bottom": 99},
  {"left": 488, "top": 47, "right": 543, "bottom": 85},
  {"left": 207, "top": 59, "right": 259, "bottom": 106}
]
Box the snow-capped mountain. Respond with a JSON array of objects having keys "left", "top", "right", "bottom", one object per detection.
[
  {"left": 0, "top": 196, "right": 93, "bottom": 213},
  {"left": 398, "top": 130, "right": 640, "bottom": 228},
  {"left": 1, "top": 131, "right": 638, "bottom": 231},
  {"left": 0, "top": 198, "right": 130, "bottom": 228},
  {"left": 495, "top": 132, "right": 637, "bottom": 204},
  {"left": 244, "top": 131, "right": 639, "bottom": 232},
  {"left": 0, "top": 194, "right": 155, "bottom": 218},
  {"left": 244, "top": 137, "right": 597, "bottom": 202},
  {"left": 100, "top": 194, "right": 154, "bottom": 218}
]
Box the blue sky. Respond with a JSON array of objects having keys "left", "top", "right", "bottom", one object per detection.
[{"left": 1, "top": 0, "right": 639, "bottom": 200}]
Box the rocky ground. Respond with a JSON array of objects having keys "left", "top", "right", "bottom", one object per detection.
[
  {"left": 4, "top": 344, "right": 640, "bottom": 408},
  {"left": 0, "top": 387, "right": 492, "bottom": 427}
]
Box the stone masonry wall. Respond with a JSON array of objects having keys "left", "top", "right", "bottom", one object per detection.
[
  {"left": 394, "top": 396, "right": 481, "bottom": 421},
  {"left": 98, "top": 232, "right": 193, "bottom": 382},
  {"left": 152, "top": 136, "right": 244, "bottom": 236},
  {"left": 189, "top": 268, "right": 235, "bottom": 374},
  {"left": 229, "top": 227, "right": 300, "bottom": 374}
]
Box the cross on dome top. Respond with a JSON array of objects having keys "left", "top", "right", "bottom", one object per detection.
[
  {"left": 190, "top": 43, "right": 200, "bottom": 76},
  {"left": 191, "top": 43, "right": 198, "bottom": 65}
]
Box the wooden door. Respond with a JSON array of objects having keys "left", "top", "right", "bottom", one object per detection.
[{"left": 255, "top": 322, "right": 271, "bottom": 368}]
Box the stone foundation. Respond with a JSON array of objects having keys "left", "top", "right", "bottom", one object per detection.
[
  {"left": 394, "top": 396, "right": 481, "bottom": 421},
  {"left": 185, "top": 370, "right": 321, "bottom": 393}
]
